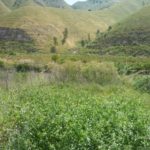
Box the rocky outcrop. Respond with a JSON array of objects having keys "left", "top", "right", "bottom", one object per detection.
[
  {"left": 0, "top": 27, "right": 32, "bottom": 41},
  {"left": 0, "top": 27, "right": 37, "bottom": 53}
]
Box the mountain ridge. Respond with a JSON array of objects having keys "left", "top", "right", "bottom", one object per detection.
[
  {"left": 73, "top": 0, "right": 117, "bottom": 10},
  {"left": 1, "top": 0, "right": 69, "bottom": 9},
  {"left": 72, "top": 0, "right": 150, "bottom": 10}
]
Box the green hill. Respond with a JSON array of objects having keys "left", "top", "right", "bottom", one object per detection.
[
  {"left": 0, "top": 0, "right": 149, "bottom": 52},
  {"left": 87, "top": 6, "right": 150, "bottom": 56}
]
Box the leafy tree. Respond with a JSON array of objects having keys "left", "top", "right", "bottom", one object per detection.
[
  {"left": 50, "top": 46, "right": 57, "bottom": 53},
  {"left": 88, "top": 33, "right": 91, "bottom": 41},
  {"left": 51, "top": 54, "right": 59, "bottom": 62},
  {"left": 80, "top": 39, "right": 85, "bottom": 47},
  {"left": 108, "top": 26, "right": 112, "bottom": 31},
  {"left": 53, "top": 37, "right": 58, "bottom": 46},
  {"left": 96, "top": 29, "right": 101, "bottom": 39},
  {"left": 0, "top": 60, "right": 4, "bottom": 68},
  {"left": 62, "top": 28, "right": 68, "bottom": 45}
]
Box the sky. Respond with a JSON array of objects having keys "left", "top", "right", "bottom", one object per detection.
[{"left": 64, "top": 0, "right": 87, "bottom": 5}]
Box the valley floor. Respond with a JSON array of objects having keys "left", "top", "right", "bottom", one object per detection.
[{"left": 0, "top": 52, "right": 150, "bottom": 149}]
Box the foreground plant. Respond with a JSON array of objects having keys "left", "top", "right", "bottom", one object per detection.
[{"left": 0, "top": 85, "right": 150, "bottom": 149}]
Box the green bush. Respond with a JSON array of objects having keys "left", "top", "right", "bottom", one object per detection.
[
  {"left": 0, "top": 60, "right": 4, "bottom": 68},
  {"left": 15, "top": 63, "right": 41, "bottom": 72},
  {"left": 50, "top": 46, "right": 57, "bottom": 53},
  {"left": 81, "top": 62, "right": 119, "bottom": 85},
  {"left": 116, "top": 62, "right": 150, "bottom": 75},
  {"left": 51, "top": 54, "right": 59, "bottom": 62},
  {"left": 1, "top": 85, "right": 150, "bottom": 149},
  {"left": 133, "top": 76, "right": 150, "bottom": 93}
]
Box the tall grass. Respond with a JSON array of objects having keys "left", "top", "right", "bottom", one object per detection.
[
  {"left": 46, "top": 61, "right": 120, "bottom": 85},
  {"left": 0, "top": 61, "right": 120, "bottom": 89}
]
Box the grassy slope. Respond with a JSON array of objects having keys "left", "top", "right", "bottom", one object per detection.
[
  {"left": 111, "top": 6, "right": 150, "bottom": 34},
  {"left": 88, "top": 5, "right": 150, "bottom": 56},
  {"left": 0, "top": 0, "right": 149, "bottom": 51},
  {"left": 0, "top": 6, "right": 108, "bottom": 50}
]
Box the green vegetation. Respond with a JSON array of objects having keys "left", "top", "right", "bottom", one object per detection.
[
  {"left": 50, "top": 46, "right": 57, "bottom": 53},
  {"left": 116, "top": 61, "right": 150, "bottom": 75},
  {"left": 0, "top": 84, "right": 150, "bottom": 149},
  {"left": 0, "top": 40, "right": 37, "bottom": 54},
  {"left": 62, "top": 28, "right": 68, "bottom": 45},
  {"left": 15, "top": 63, "right": 41, "bottom": 72},
  {"left": 0, "top": 60, "right": 4, "bottom": 67},
  {"left": 133, "top": 76, "right": 150, "bottom": 94},
  {"left": 0, "top": 57, "right": 149, "bottom": 149},
  {"left": 86, "top": 6, "right": 150, "bottom": 56},
  {"left": 0, "top": 0, "right": 150, "bottom": 149},
  {"left": 0, "top": 0, "right": 149, "bottom": 51},
  {"left": 45, "top": 61, "right": 119, "bottom": 85}
]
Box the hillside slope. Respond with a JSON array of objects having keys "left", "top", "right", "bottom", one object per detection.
[
  {"left": 88, "top": 6, "right": 150, "bottom": 56},
  {"left": 0, "top": 0, "right": 10, "bottom": 14},
  {"left": 0, "top": 6, "right": 109, "bottom": 51},
  {"left": 0, "top": 0, "right": 149, "bottom": 52},
  {"left": 1, "top": 0, "right": 69, "bottom": 9}
]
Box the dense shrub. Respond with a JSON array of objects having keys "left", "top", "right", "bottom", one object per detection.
[
  {"left": 116, "top": 62, "right": 150, "bottom": 75},
  {"left": 0, "top": 60, "right": 4, "bottom": 68},
  {"left": 51, "top": 54, "right": 59, "bottom": 62},
  {"left": 0, "top": 41, "right": 37, "bottom": 53},
  {"left": 46, "top": 61, "right": 120, "bottom": 85},
  {"left": 133, "top": 76, "right": 150, "bottom": 93},
  {"left": 15, "top": 63, "right": 41, "bottom": 72},
  {"left": 99, "top": 45, "right": 150, "bottom": 56},
  {"left": 81, "top": 62, "right": 119, "bottom": 85},
  {"left": 1, "top": 85, "right": 150, "bottom": 149},
  {"left": 50, "top": 46, "right": 57, "bottom": 53}
]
